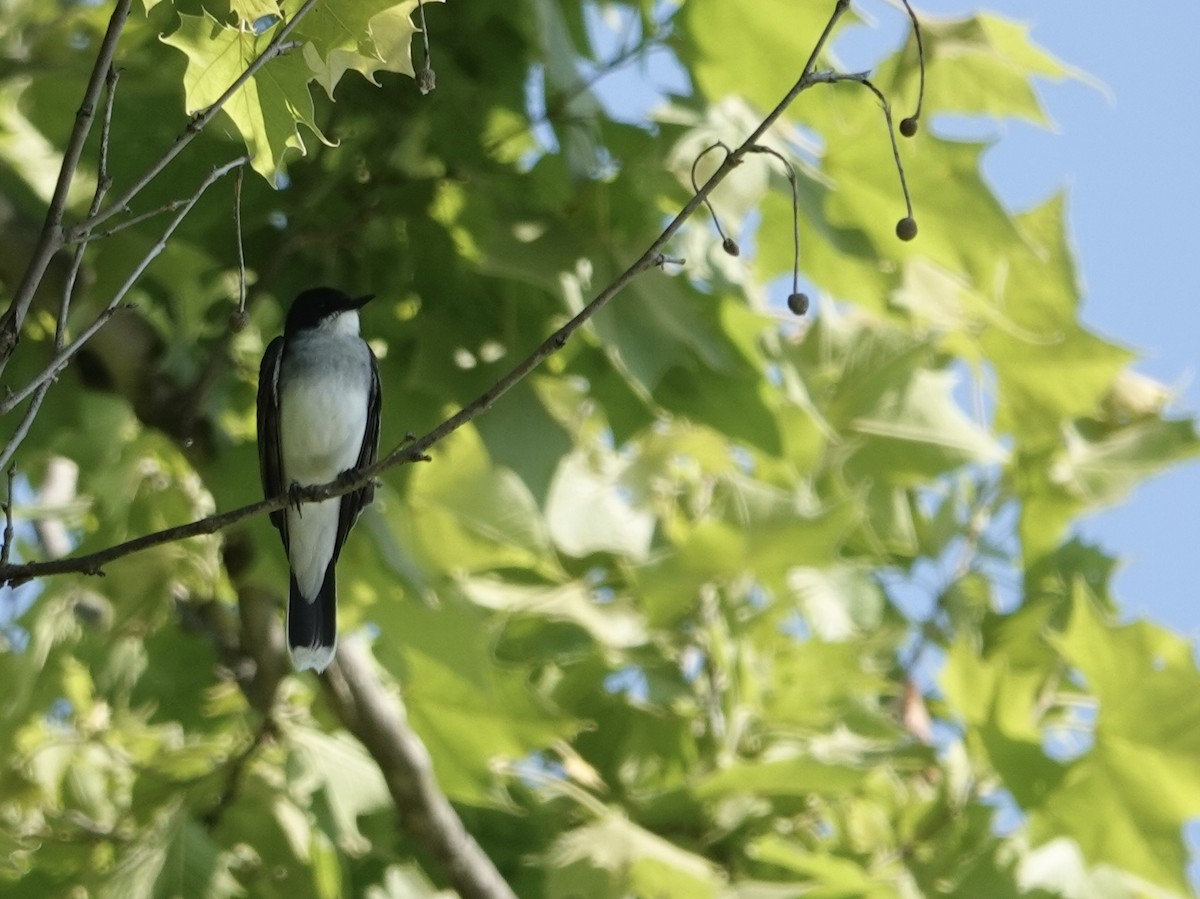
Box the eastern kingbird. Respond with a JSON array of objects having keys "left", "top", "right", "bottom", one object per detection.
[{"left": 256, "top": 287, "right": 382, "bottom": 672}]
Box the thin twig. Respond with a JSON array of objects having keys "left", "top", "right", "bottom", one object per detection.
[
  {"left": 898, "top": 0, "right": 926, "bottom": 130},
  {"left": 0, "top": 466, "right": 14, "bottom": 569},
  {"left": 0, "top": 158, "right": 250, "bottom": 419},
  {"left": 58, "top": 65, "right": 121, "bottom": 348},
  {"left": 858, "top": 77, "right": 914, "bottom": 220},
  {"left": 690, "top": 141, "right": 737, "bottom": 252},
  {"left": 72, "top": 198, "right": 191, "bottom": 243},
  {"left": 747, "top": 144, "right": 801, "bottom": 298},
  {"left": 234, "top": 167, "right": 247, "bottom": 318},
  {"left": 0, "top": 0, "right": 133, "bottom": 376},
  {"left": 0, "top": 384, "right": 53, "bottom": 473},
  {"left": 321, "top": 640, "right": 518, "bottom": 899},
  {"left": 0, "top": 0, "right": 857, "bottom": 586}
]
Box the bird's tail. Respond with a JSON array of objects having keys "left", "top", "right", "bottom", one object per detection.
[{"left": 287, "top": 563, "right": 337, "bottom": 672}]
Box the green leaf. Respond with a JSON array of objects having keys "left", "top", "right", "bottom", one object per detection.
[
  {"left": 1020, "top": 417, "right": 1200, "bottom": 561},
  {"left": 162, "top": 13, "right": 331, "bottom": 180},
  {"left": 99, "top": 801, "right": 241, "bottom": 899},
  {"left": 544, "top": 812, "right": 724, "bottom": 899},
  {"left": 678, "top": 0, "right": 857, "bottom": 115},
  {"left": 941, "top": 629, "right": 1066, "bottom": 811},
  {"left": 745, "top": 835, "right": 883, "bottom": 898},
  {"left": 881, "top": 13, "right": 1079, "bottom": 126},
  {"left": 461, "top": 575, "right": 648, "bottom": 651},
  {"left": 1031, "top": 587, "right": 1200, "bottom": 893},
  {"left": 371, "top": 600, "right": 573, "bottom": 804},
  {"left": 407, "top": 425, "right": 558, "bottom": 574},
  {"left": 296, "top": 0, "right": 434, "bottom": 97},
  {"left": 288, "top": 726, "right": 392, "bottom": 853},
  {"left": 545, "top": 449, "right": 655, "bottom": 561},
  {"left": 692, "top": 753, "right": 868, "bottom": 801}
]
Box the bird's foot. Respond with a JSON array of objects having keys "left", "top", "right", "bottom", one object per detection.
[{"left": 287, "top": 481, "right": 305, "bottom": 517}]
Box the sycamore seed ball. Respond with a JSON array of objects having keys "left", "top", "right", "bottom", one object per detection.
[
  {"left": 899, "top": 116, "right": 919, "bottom": 138},
  {"left": 722, "top": 236, "right": 740, "bottom": 257},
  {"left": 895, "top": 216, "right": 918, "bottom": 241},
  {"left": 787, "top": 292, "right": 810, "bottom": 316},
  {"left": 228, "top": 308, "right": 249, "bottom": 333}
]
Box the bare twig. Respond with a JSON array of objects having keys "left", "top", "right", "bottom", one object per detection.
[
  {"left": 0, "top": 157, "right": 250, "bottom": 419},
  {"left": 234, "top": 167, "right": 247, "bottom": 320},
  {"left": 67, "top": 198, "right": 187, "bottom": 244},
  {"left": 0, "top": 385, "right": 53, "bottom": 472},
  {"left": 59, "top": 65, "right": 120, "bottom": 346},
  {"left": 321, "top": 640, "right": 518, "bottom": 899},
  {"left": 0, "top": 466, "right": 14, "bottom": 569},
  {"left": 690, "top": 141, "right": 738, "bottom": 254},
  {"left": 857, "top": 77, "right": 915, "bottom": 221},
  {"left": 0, "top": 0, "right": 858, "bottom": 586},
  {"left": 0, "top": 0, "right": 133, "bottom": 375}
]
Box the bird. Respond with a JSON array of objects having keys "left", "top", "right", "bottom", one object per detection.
[{"left": 256, "top": 287, "right": 381, "bottom": 672}]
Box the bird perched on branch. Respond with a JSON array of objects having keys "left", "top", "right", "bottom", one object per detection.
[{"left": 256, "top": 287, "right": 381, "bottom": 672}]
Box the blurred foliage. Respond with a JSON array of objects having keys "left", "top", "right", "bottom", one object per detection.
[{"left": 2, "top": 0, "right": 1199, "bottom": 896}]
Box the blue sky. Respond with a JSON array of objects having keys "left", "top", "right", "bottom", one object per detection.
[{"left": 892, "top": 1, "right": 1200, "bottom": 635}]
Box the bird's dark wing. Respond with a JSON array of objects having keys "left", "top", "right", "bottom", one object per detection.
[
  {"left": 256, "top": 336, "right": 289, "bottom": 548},
  {"left": 334, "top": 348, "right": 382, "bottom": 560}
]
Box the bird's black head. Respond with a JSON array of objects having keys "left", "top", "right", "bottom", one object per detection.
[{"left": 284, "top": 287, "right": 375, "bottom": 337}]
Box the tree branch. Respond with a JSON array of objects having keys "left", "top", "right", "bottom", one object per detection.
[
  {"left": 0, "top": 157, "right": 250, "bottom": 420},
  {"left": 321, "top": 640, "right": 518, "bottom": 899},
  {"left": 0, "top": 0, "right": 133, "bottom": 375},
  {"left": 0, "top": 7, "right": 859, "bottom": 586},
  {"left": 0, "top": 67, "right": 122, "bottom": 472}
]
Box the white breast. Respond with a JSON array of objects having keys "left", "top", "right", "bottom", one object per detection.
[{"left": 277, "top": 320, "right": 372, "bottom": 598}]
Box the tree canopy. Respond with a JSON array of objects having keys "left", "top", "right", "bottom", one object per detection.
[{"left": 1, "top": 1, "right": 1198, "bottom": 897}]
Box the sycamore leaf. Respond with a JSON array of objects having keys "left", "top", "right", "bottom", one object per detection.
[
  {"left": 544, "top": 812, "right": 724, "bottom": 899},
  {"left": 288, "top": 726, "right": 392, "bottom": 854},
  {"left": 941, "top": 630, "right": 1066, "bottom": 811},
  {"left": 545, "top": 450, "right": 655, "bottom": 561},
  {"left": 297, "top": 0, "right": 438, "bottom": 97},
  {"left": 1032, "top": 587, "right": 1200, "bottom": 894},
  {"left": 692, "top": 753, "right": 868, "bottom": 800},
  {"left": 370, "top": 599, "right": 574, "bottom": 805},
  {"left": 162, "top": 13, "right": 332, "bottom": 181},
  {"left": 1019, "top": 417, "right": 1200, "bottom": 561},
  {"left": 879, "top": 13, "right": 1081, "bottom": 127}
]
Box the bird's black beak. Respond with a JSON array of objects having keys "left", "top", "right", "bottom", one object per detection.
[{"left": 349, "top": 293, "right": 375, "bottom": 310}]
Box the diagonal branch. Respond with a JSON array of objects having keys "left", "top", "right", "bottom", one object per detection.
[
  {"left": 321, "top": 640, "right": 518, "bottom": 899},
  {"left": 0, "top": 3, "right": 858, "bottom": 588}
]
